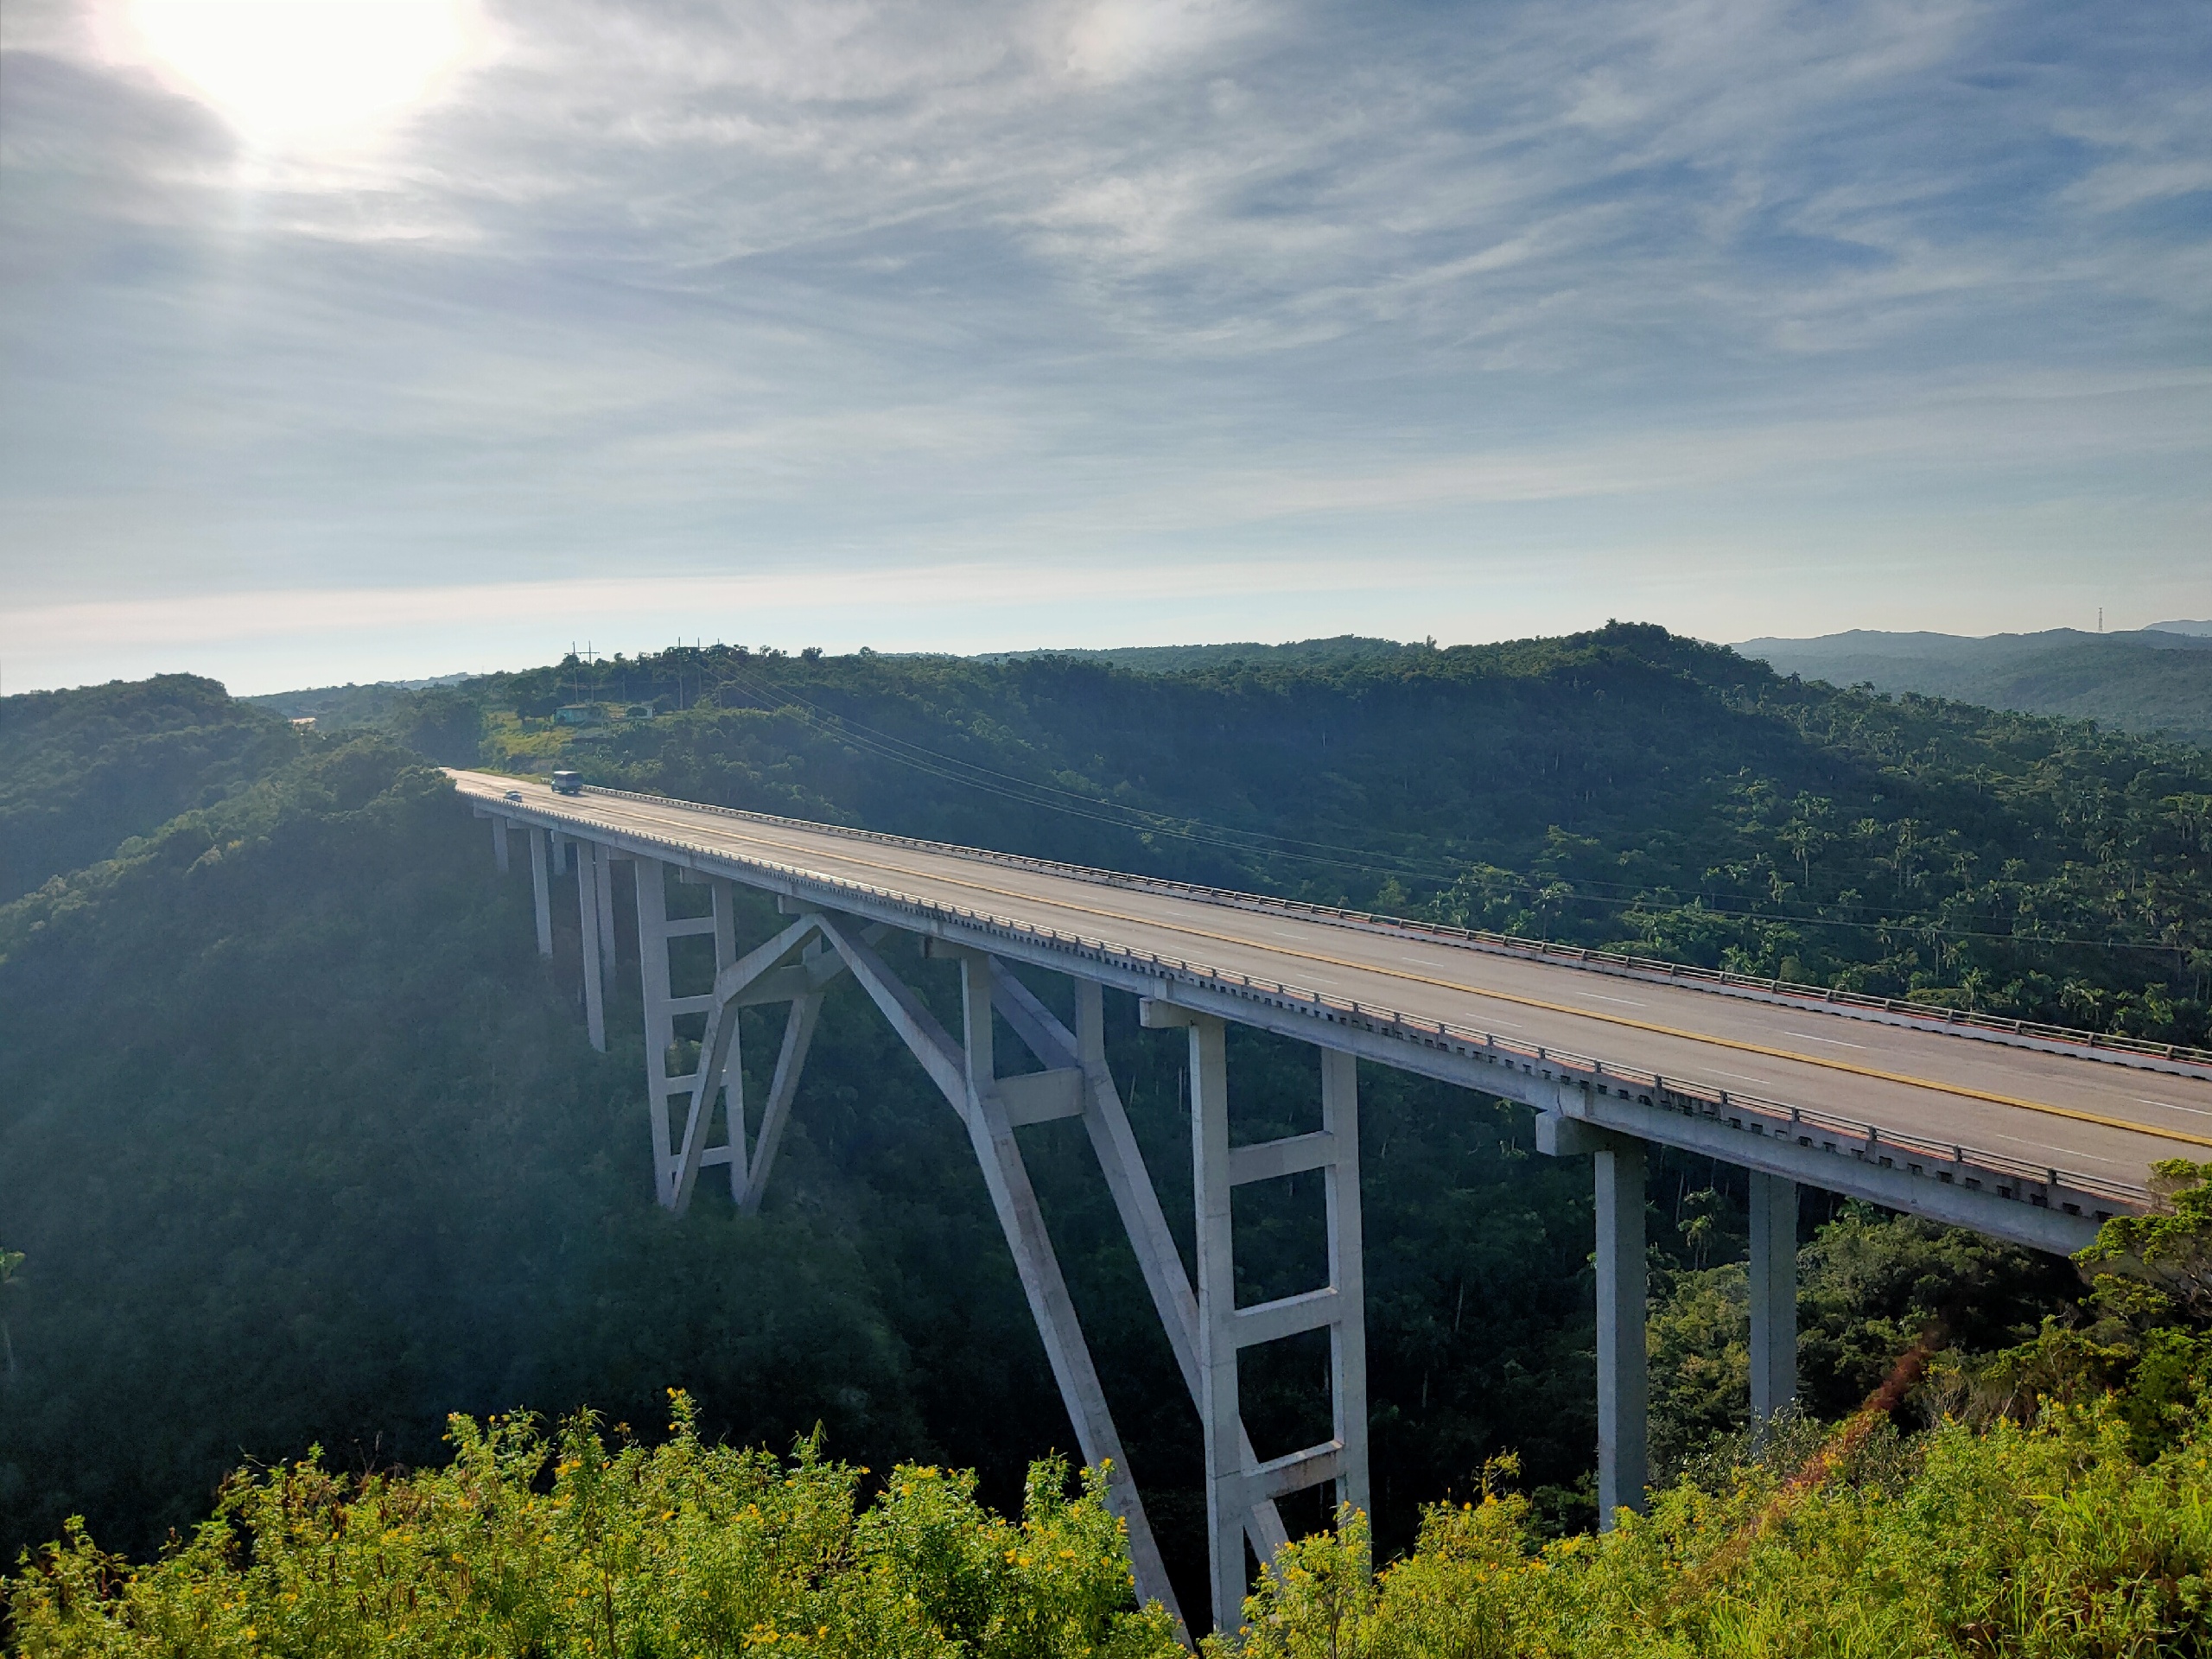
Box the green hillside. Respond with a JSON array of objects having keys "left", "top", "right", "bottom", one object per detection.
[
  {"left": 1736, "top": 627, "right": 2212, "bottom": 747},
  {"left": 0, "top": 676, "right": 301, "bottom": 903},
  {"left": 975, "top": 635, "right": 1425, "bottom": 675},
  {"left": 3, "top": 625, "right": 2210, "bottom": 1631}
]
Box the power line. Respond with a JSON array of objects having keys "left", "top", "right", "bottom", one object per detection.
[{"left": 650, "top": 654, "right": 2199, "bottom": 963}]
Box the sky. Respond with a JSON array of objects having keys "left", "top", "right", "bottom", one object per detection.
[{"left": 2, "top": 0, "right": 2209, "bottom": 695}]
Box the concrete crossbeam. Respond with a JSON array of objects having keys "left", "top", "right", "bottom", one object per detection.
[
  {"left": 1228, "top": 1129, "right": 1338, "bottom": 1185},
  {"left": 992, "top": 1066, "right": 1086, "bottom": 1125},
  {"left": 1232, "top": 1286, "right": 1340, "bottom": 1348}
]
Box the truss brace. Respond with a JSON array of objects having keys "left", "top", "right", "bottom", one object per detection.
[
  {"left": 810, "top": 918, "right": 1188, "bottom": 1637},
  {"left": 1143, "top": 998, "right": 1369, "bottom": 1639},
  {"left": 990, "top": 968, "right": 1294, "bottom": 1568},
  {"left": 597, "top": 861, "right": 1380, "bottom": 1640}
]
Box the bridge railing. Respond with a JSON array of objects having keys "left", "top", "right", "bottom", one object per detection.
[
  {"left": 489, "top": 785, "right": 2155, "bottom": 1220},
  {"left": 550, "top": 780, "right": 2212, "bottom": 1076}
]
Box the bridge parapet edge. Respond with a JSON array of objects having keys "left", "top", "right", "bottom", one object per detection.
[
  {"left": 483, "top": 774, "right": 2212, "bottom": 1083},
  {"left": 458, "top": 781, "right": 2154, "bottom": 1247}
]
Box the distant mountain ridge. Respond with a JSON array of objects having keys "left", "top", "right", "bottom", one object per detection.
[
  {"left": 1732, "top": 626, "right": 2212, "bottom": 747},
  {"left": 973, "top": 634, "right": 1424, "bottom": 673}
]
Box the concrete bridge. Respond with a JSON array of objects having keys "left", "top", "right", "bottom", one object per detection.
[{"left": 454, "top": 767, "right": 2212, "bottom": 1637}]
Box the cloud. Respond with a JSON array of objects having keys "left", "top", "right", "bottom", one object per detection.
[{"left": 3, "top": 0, "right": 2209, "bottom": 689}]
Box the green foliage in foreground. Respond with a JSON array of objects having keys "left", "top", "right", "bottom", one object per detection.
[
  {"left": 16, "top": 1396, "right": 2212, "bottom": 1658},
  {"left": 3, "top": 1398, "right": 1179, "bottom": 1659},
  {"left": 1236, "top": 1399, "right": 2212, "bottom": 1658}
]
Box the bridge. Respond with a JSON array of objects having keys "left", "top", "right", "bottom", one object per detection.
[{"left": 454, "top": 766, "right": 2212, "bottom": 1637}]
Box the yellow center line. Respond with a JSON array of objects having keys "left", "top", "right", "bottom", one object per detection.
[{"left": 527, "top": 787, "right": 2212, "bottom": 1156}]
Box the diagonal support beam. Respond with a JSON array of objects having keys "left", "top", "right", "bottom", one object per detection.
[
  {"left": 812, "top": 919, "right": 1185, "bottom": 1638},
  {"left": 672, "top": 917, "right": 829, "bottom": 1216},
  {"left": 992, "top": 966, "right": 1293, "bottom": 1566},
  {"left": 813, "top": 915, "right": 969, "bottom": 1109},
  {"left": 740, "top": 988, "right": 823, "bottom": 1215}
]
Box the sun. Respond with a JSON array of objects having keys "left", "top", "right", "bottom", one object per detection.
[{"left": 128, "top": 0, "right": 478, "bottom": 146}]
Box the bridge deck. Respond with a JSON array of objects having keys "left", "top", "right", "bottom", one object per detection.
[{"left": 452, "top": 770, "right": 2212, "bottom": 1205}]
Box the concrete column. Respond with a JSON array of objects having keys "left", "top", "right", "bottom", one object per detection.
[
  {"left": 1320, "top": 1048, "right": 1370, "bottom": 1522},
  {"left": 594, "top": 842, "right": 619, "bottom": 980},
  {"left": 1065, "top": 979, "right": 1290, "bottom": 1570},
  {"left": 492, "top": 817, "right": 511, "bottom": 874},
  {"left": 711, "top": 880, "right": 744, "bottom": 1201},
  {"left": 528, "top": 827, "right": 553, "bottom": 959},
  {"left": 951, "top": 955, "right": 1185, "bottom": 1637},
  {"left": 575, "top": 842, "right": 606, "bottom": 1052},
  {"left": 635, "top": 858, "right": 676, "bottom": 1204},
  {"left": 1748, "top": 1172, "right": 1798, "bottom": 1427},
  {"left": 1186, "top": 1013, "right": 1247, "bottom": 1637},
  {"left": 1594, "top": 1139, "right": 1648, "bottom": 1527},
  {"left": 550, "top": 833, "right": 569, "bottom": 877}
]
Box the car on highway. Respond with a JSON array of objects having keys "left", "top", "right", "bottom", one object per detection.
[
  {"left": 503, "top": 789, "right": 523, "bottom": 804},
  {"left": 550, "top": 770, "right": 582, "bottom": 796}
]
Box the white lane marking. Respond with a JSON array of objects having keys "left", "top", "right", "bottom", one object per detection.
[
  {"left": 1781, "top": 1030, "right": 1867, "bottom": 1049},
  {"left": 1985, "top": 1135, "right": 2132, "bottom": 1166},
  {"left": 1712, "top": 1069, "right": 1777, "bottom": 1085},
  {"left": 2139, "top": 1096, "right": 2212, "bottom": 1118},
  {"left": 1583, "top": 994, "right": 1648, "bottom": 1007}
]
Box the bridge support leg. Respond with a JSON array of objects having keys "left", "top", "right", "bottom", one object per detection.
[
  {"left": 528, "top": 828, "right": 553, "bottom": 959},
  {"left": 950, "top": 954, "right": 1185, "bottom": 1637},
  {"left": 575, "top": 840, "right": 606, "bottom": 1052},
  {"left": 1189, "top": 1013, "right": 1248, "bottom": 1636},
  {"left": 1594, "top": 1136, "right": 1648, "bottom": 1528},
  {"left": 594, "top": 842, "right": 619, "bottom": 982},
  {"left": 1748, "top": 1172, "right": 1798, "bottom": 1429},
  {"left": 810, "top": 919, "right": 1184, "bottom": 1636},
  {"left": 1321, "top": 1049, "right": 1371, "bottom": 1523},
  {"left": 994, "top": 971, "right": 1293, "bottom": 1571},
  {"left": 1150, "top": 1001, "right": 1370, "bottom": 1639},
  {"left": 739, "top": 987, "right": 822, "bottom": 1215},
  {"left": 551, "top": 833, "right": 569, "bottom": 876},
  {"left": 492, "top": 816, "right": 510, "bottom": 874},
  {"left": 635, "top": 858, "right": 682, "bottom": 1205}
]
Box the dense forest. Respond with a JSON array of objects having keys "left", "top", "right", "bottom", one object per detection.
[
  {"left": 1740, "top": 626, "right": 2212, "bottom": 749},
  {"left": 4, "top": 624, "right": 2211, "bottom": 1639}
]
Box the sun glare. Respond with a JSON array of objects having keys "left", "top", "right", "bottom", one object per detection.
[{"left": 129, "top": 0, "right": 476, "bottom": 146}]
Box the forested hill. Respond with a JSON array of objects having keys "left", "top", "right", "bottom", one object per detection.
[
  {"left": 3, "top": 623, "right": 2209, "bottom": 1619},
  {"left": 0, "top": 675, "right": 300, "bottom": 903},
  {"left": 468, "top": 621, "right": 2212, "bottom": 1045},
  {"left": 1736, "top": 626, "right": 2212, "bottom": 748},
  {"left": 973, "top": 634, "right": 1421, "bottom": 674}
]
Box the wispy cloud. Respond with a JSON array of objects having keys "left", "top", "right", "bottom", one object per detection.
[{"left": 3, "top": 0, "right": 2208, "bottom": 689}]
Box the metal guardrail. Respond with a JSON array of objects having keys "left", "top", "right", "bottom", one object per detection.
[
  {"left": 552, "top": 777, "right": 2212, "bottom": 1076},
  {"left": 473, "top": 779, "right": 2156, "bottom": 1220}
]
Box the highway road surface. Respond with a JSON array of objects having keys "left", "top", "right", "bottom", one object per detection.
[{"left": 452, "top": 769, "right": 2212, "bottom": 1203}]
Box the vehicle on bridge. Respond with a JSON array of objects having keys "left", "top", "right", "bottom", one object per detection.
[{"left": 550, "top": 769, "right": 582, "bottom": 795}]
